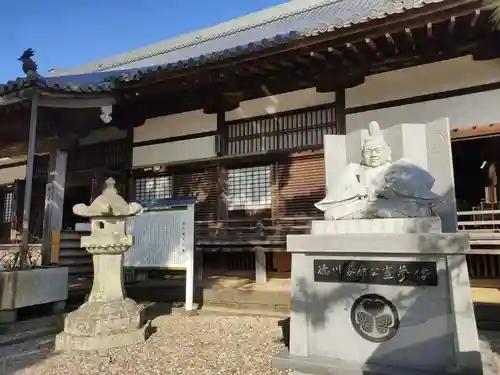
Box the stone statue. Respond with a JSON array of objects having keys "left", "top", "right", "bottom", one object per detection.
[{"left": 315, "top": 121, "right": 442, "bottom": 220}]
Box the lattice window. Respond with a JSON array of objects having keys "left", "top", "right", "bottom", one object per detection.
[
  {"left": 3, "top": 191, "right": 13, "bottom": 223},
  {"left": 135, "top": 175, "right": 172, "bottom": 202},
  {"left": 227, "top": 104, "right": 336, "bottom": 155},
  {"left": 228, "top": 166, "right": 272, "bottom": 211}
]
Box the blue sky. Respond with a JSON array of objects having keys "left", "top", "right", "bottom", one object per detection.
[{"left": 0, "top": 0, "right": 285, "bottom": 82}]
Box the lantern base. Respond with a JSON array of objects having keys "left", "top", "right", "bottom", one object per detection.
[{"left": 55, "top": 298, "right": 147, "bottom": 351}]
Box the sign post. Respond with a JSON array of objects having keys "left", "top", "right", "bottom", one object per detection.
[{"left": 125, "top": 197, "right": 197, "bottom": 312}]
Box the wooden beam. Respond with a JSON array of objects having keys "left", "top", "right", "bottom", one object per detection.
[
  {"left": 451, "top": 123, "right": 500, "bottom": 140},
  {"left": 0, "top": 95, "right": 24, "bottom": 107},
  {"left": 39, "top": 95, "right": 116, "bottom": 108}
]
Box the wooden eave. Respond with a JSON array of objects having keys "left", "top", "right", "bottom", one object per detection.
[
  {"left": 0, "top": 88, "right": 116, "bottom": 109},
  {"left": 452, "top": 124, "right": 500, "bottom": 141}
]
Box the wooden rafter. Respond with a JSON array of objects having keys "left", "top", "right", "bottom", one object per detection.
[
  {"left": 365, "top": 38, "right": 382, "bottom": 58},
  {"left": 448, "top": 16, "right": 456, "bottom": 34},
  {"left": 405, "top": 28, "right": 415, "bottom": 50},
  {"left": 426, "top": 22, "right": 433, "bottom": 39},
  {"left": 384, "top": 33, "right": 399, "bottom": 55},
  {"left": 468, "top": 9, "right": 481, "bottom": 37}
]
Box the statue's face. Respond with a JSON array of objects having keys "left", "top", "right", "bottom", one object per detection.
[{"left": 362, "top": 140, "right": 390, "bottom": 167}]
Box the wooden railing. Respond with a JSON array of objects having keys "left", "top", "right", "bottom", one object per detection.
[
  {"left": 14, "top": 212, "right": 500, "bottom": 286},
  {"left": 195, "top": 216, "right": 318, "bottom": 252},
  {"left": 458, "top": 209, "right": 500, "bottom": 281}
]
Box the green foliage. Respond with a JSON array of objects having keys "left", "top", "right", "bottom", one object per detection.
[{"left": 485, "top": 0, "right": 500, "bottom": 29}]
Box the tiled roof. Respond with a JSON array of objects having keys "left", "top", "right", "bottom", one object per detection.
[
  {"left": 1, "top": 0, "right": 451, "bottom": 98},
  {"left": 0, "top": 31, "right": 298, "bottom": 97},
  {"left": 54, "top": 0, "right": 449, "bottom": 75}
]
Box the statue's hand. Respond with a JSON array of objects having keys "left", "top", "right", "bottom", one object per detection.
[{"left": 357, "top": 185, "right": 369, "bottom": 199}]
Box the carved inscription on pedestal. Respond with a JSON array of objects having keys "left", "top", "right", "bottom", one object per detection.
[{"left": 313, "top": 259, "right": 438, "bottom": 286}]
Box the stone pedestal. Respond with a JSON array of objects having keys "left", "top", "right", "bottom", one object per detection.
[
  {"left": 273, "top": 217, "right": 483, "bottom": 375},
  {"left": 55, "top": 178, "right": 146, "bottom": 351},
  {"left": 56, "top": 298, "right": 146, "bottom": 351}
]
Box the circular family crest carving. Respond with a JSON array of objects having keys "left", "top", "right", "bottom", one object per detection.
[{"left": 350, "top": 294, "right": 400, "bottom": 343}]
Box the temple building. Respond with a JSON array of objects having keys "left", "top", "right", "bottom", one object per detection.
[{"left": 1, "top": 0, "right": 499, "bottom": 299}]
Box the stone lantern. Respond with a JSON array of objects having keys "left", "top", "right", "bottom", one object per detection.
[{"left": 55, "top": 178, "right": 147, "bottom": 351}]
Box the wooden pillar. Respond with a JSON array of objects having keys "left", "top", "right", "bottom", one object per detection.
[
  {"left": 91, "top": 172, "right": 104, "bottom": 201},
  {"left": 255, "top": 250, "right": 267, "bottom": 284},
  {"left": 216, "top": 109, "right": 228, "bottom": 157},
  {"left": 42, "top": 149, "right": 67, "bottom": 265},
  {"left": 20, "top": 95, "right": 40, "bottom": 268},
  {"left": 335, "top": 89, "right": 346, "bottom": 135},
  {"left": 216, "top": 110, "right": 229, "bottom": 223}
]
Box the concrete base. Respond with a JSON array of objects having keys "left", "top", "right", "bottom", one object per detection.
[
  {"left": 0, "top": 267, "right": 69, "bottom": 311},
  {"left": 273, "top": 350, "right": 489, "bottom": 375},
  {"left": 55, "top": 297, "right": 147, "bottom": 351}
]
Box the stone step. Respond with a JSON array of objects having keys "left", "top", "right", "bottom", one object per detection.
[
  {"left": 199, "top": 304, "right": 288, "bottom": 318},
  {"left": 0, "top": 314, "right": 63, "bottom": 336},
  {"left": 478, "top": 321, "right": 500, "bottom": 332},
  {"left": 0, "top": 324, "right": 60, "bottom": 348}
]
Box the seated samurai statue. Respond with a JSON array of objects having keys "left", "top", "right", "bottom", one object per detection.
[{"left": 315, "top": 121, "right": 442, "bottom": 220}]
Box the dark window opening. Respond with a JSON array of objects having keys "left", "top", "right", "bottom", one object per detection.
[
  {"left": 227, "top": 165, "right": 272, "bottom": 213},
  {"left": 227, "top": 104, "right": 336, "bottom": 155},
  {"left": 3, "top": 191, "right": 13, "bottom": 224},
  {"left": 135, "top": 175, "right": 172, "bottom": 202}
]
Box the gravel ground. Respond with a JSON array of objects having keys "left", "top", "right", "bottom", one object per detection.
[{"left": 0, "top": 315, "right": 289, "bottom": 375}]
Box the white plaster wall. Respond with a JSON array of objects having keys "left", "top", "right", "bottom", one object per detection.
[
  {"left": 347, "top": 56, "right": 500, "bottom": 108},
  {"left": 226, "top": 87, "right": 335, "bottom": 121},
  {"left": 347, "top": 89, "right": 500, "bottom": 132},
  {"left": 346, "top": 56, "right": 500, "bottom": 132},
  {"left": 79, "top": 126, "right": 126, "bottom": 146},
  {"left": 134, "top": 109, "right": 217, "bottom": 142},
  {"left": 132, "top": 136, "right": 216, "bottom": 167},
  {"left": 0, "top": 165, "right": 26, "bottom": 185}
]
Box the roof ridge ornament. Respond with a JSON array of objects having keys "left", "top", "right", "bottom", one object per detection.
[{"left": 18, "top": 48, "right": 38, "bottom": 79}]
